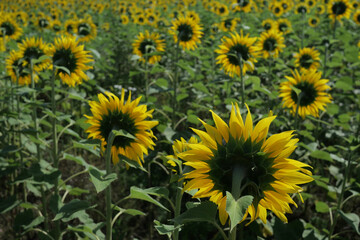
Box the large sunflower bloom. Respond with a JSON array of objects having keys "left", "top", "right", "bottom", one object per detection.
[
  {"left": 178, "top": 104, "right": 313, "bottom": 225},
  {"left": 169, "top": 16, "right": 203, "bottom": 50},
  {"left": 85, "top": 89, "right": 158, "bottom": 166},
  {"left": 279, "top": 70, "right": 332, "bottom": 118},
  {"left": 6, "top": 50, "right": 38, "bottom": 86},
  {"left": 48, "top": 36, "right": 93, "bottom": 87},
  {"left": 215, "top": 32, "right": 259, "bottom": 77},
  {"left": 294, "top": 47, "right": 320, "bottom": 72},
  {"left": 328, "top": 0, "right": 352, "bottom": 22},
  {"left": 132, "top": 30, "right": 165, "bottom": 64},
  {"left": 257, "top": 30, "right": 285, "bottom": 59},
  {"left": 18, "top": 37, "right": 51, "bottom": 73}
]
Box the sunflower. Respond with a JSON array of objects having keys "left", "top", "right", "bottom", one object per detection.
[
  {"left": 306, "top": 0, "right": 316, "bottom": 8},
  {"left": 262, "top": 19, "right": 275, "bottom": 31},
  {"left": 295, "top": 3, "right": 309, "bottom": 14},
  {"left": 146, "top": 13, "right": 158, "bottom": 26},
  {"left": 216, "top": 3, "right": 229, "bottom": 16},
  {"left": 75, "top": 18, "right": 97, "bottom": 42},
  {"left": 352, "top": 0, "right": 359, "bottom": 9},
  {"left": 220, "top": 18, "right": 238, "bottom": 32},
  {"left": 51, "top": 19, "right": 62, "bottom": 33},
  {"left": 328, "top": 0, "right": 352, "bottom": 22},
  {"left": 64, "top": 19, "right": 77, "bottom": 36},
  {"left": 353, "top": 10, "right": 360, "bottom": 24},
  {"left": 316, "top": 5, "right": 326, "bottom": 14},
  {"left": 167, "top": 136, "right": 198, "bottom": 168},
  {"left": 215, "top": 32, "right": 259, "bottom": 77},
  {"left": 294, "top": 47, "right": 320, "bottom": 71},
  {"left": 85, "top": 89, "right": 158, "bottom": 166},
  {"left": 169, "top": 16, "right": 203, "bottom": 50},
  {"left": 0, "top": 15, "right": 22, "bottom": 40},
  {"left": 272, "top": 2, "right": 284, "bottom": 17},
  {"left": 134, "top": 14, "right": 148, "bottom": 25},
  {"left": 257, "top": 30, "right": 285, "bottom": 59},
  {"left": 231, "top": 0, "right": 253, "bottom": 13},
  {"left": 48, "top": 36, "right": 93, "bottom": 87},
  {"left": 14, "top": 11, "right": 28, "bottom": 27},
  {"left": 18, "top": 37, "right": 51, "bottom": 72},
  {"left": 178, "top": 103, "right": 313, "bottom": 225},
  {"left": 37, "top": 15, "right": 51, "bottom": 30},
  {"left": 308, "top": 17, "right": 320, "bottom": 27},
  {"left": 132, "top": 30, "right": 165, "bottom": 64},
  {"left": 279, "top": 70, "right": 332, "bottom": 118},
  {"left": 275, "top": 18, "right": 292, "bottom": 34},
  {"left": 120, "top": 15, "right": 129, "bottom": 25},
  {"left": 186, "top": 11, "right": 201, "bottom": 23},
  {"left": 6, "top": 50, "right": 38, "bottom": 85}
]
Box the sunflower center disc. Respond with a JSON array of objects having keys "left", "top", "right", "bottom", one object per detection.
[
  {"left": 332, "top": 2, "right": 346, "bottom": 15},
  {"left": 264, "top": 23, "right": 271, "bottom": 30},
  {"left": 39, "top": 19, "right": 49, "bottom": 28},
  {"left": 278, "top": 23, "right": 288, "bottom": 32},
  {"left": 227, "top": 44, "right": 250, "bottom": 64},
  {"left": 263, "top": 38, "right": 277, "bottom": 51},
  {"left": 177, "top": 23, "right": 193, "bottom": 42},
  {"left": 1, "top": 22, "right": 15, "bottom": 36},
  {"left": 275, "top": 7, "right": 280, "bottom": 14},
  {"left": 297, "top": 6, "right": 307, "bottom": 14},
  {"left": 311, "top": 19, "right": 317, "bottom": 25},
  {"left": 78, "top": 23, "right": 90, "bottom": 36},
  {"left": 53, "top": 48, "right": 77, "bottom": 74},
  {"left": 291, "top": 81, "right": 318, "bottom": 106},
  {"left": 224, "top": 20, "right": 233, "bottom": 29},
  {"left": 99, "top": 111, "right": 138, "bottom": 148},
  {"left": 139, "top": 40, "right": 155, "bottom": 54},
  {"left": 299, "top": 54, "right": 313, "bottom": 69}
]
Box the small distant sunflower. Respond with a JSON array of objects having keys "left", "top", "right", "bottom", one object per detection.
[
  {"left": 275, "top": 19, "right": 292, "bottom": 34},
  {"left": 215, "top": 31, "right": 259, "bottom": 77},
  {"left": 295, "top": 3, "right": 309, "bottom": 14},
  {"left": 272, "top": 2, "right": 284, "bottom": 17},
  {"left": 64, "top": 19, "right": 77, "bottom": 36},
  {"left": 294, "top": 47, "right": 320, "bottom": 71},
  {"left": 169, "top": 16, "right": 203, "bottom": 50},
  {"left": 352, "top": 0, "right": 359, "bottom": 9},
  {"left": 18, "top": 37, "right": 51, "bottom": 72},
  {"left": 308, "top": 17, "right": 320, "bottom": 27},
  {"left": 85, "top": 89, "right": 158, "bottom": 166},
  {"left": 221, "top": 18, "right": 238, "bottom": 32},
  {"left": 146, "top": 13, "right": 158, "bottom": 26},
  {"left": 306, "top": 0, "right": 316, "bottom": 8},
  {"left": 14, "top": 11, "right": 28, "bottom": 27},
  {"left": 216, "top": 3, "right": 229, "bottom": 16},
  {"left": 279, "top": 70, "right": 332, "bottom": 118},
  {"left": 6, "top": 50, "right": 38, "bottom": 85},
  {"left": 48, "top": 36, "right": 93, "bottom": 87},
  {"left": 0, "top": 15, "right": 22, "bottom": 40},
  {"left": 281, "top": 0, "right": 293, "bottom": 12},
  {"left": 262, "top": 19, "right": 275, "bottom": 31},
  {"left": 316, "top": 5, "right": 326, "bottom": 14},
  {"left": 328, "top": 0, "right": 352, "bottom": 22},
  {"left": 51, "top": 19, "right": 62, "bottom": 33},
  {"left": 186, "top": 11, "right": 201, "bottom": 23},
  {"left": 132, "top": 31, "right": 165, "bottom": 64},
  {"left": 257, "top": 30, "right": 285, "bottom": 59},
  {"left": 76, "top": 19, "right": 97, "bottom": 42},
  {"left": 134, "top": 14, "right": 147, "bottom": 25},
  {"left": 353, "top": 10, "right": 360, "bottom": 24},
  {"left": 37, "top": 15, "right": 51, "bottom": 30},
  {"left": 178, "top": 103, "right": 313, "bottom": 225},
  {"left": 120, "top": 15, "right": 129, "bottom": 25},
  {"left": 231, "top": 0, "right": 253, "bottom": 13}
]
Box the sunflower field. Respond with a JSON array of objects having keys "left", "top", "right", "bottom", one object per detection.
[{"left": 0, "top": 0, "right": 360, "bottom": 239}]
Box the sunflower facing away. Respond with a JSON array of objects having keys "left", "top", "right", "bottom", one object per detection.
[
  {"left": 132, "top": 30, "right": 165, "bottom": 64},
  {"left": 328, "top": 0, "right": 352, "bottom": 22},
  {"left": 294, "top": 47, "right": 320, "bottom": 72},
  {"left": 215, "top": 31, "right": 259, "bottom": 77},
  {"left": 279, "top": 70, "right": 332, "bottom": 118},
  {"left": 177, "top": 103, "right": 313, "bottom": 225},
  {"left": 18, "top": 37, "right": 51, "bottom": 73},
  {"left": 75, "top": 18, "right": 97, "bottom": 42},
  {"left": 257, "top": 30, "right": 285, "bottom": 59},
  {"left": 85, "top": 89, "right": 158, "bottom": 166},
  {"left": 6, "top": 50, "right": 38, "bottom": 85},
  {"left": 0, "top": 15, "right": 22, "bottom": 40},
  {"left": 48, "top": 36, "right": 93, "bottom": 87},
  {"left": 169, "top": 16, "right": 203, "bottom": 50}
]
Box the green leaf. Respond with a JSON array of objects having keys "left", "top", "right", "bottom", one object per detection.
[
  {"left": 225, "top": 192, "right": 253, "bottom": 232},
  {"left": 338, "top": 210, "right": 360, "bottom": 235},
  {"left": 0, "top": 196, "right": 21, "bottom": 214},
  {"left": 73, "top": 140, "right": 99, "bottom": 156},
  {"left": 112, "top": 129, "right": 136, "bottom": 140},
  {"left": 113, "top": 206, "right": 146, "bottom": 217},
  {"left": 54, "top": 65, "right": 71, "bottom": 75},
  {"left": 155, "top": 78, "right": 168, "bottom": 89},
  {"left": 310, "top": 150, "right": 333, "bottom": 162},
  {"left": 154, "top": 220, "right": 180, "bottom": 237},
  {"left": 172, "top": 201, "right": 218, "bottom": 225},
  {"left": 53, "top": 199, "right": 91, "bottom": 221},
  {"left": 63, "top": 153, "right": 90, "bottom": 170},
  {"left": 315, "top": 201, "right": 329, "bottom": 213},
  {"left": 89, "top": 167, "right": 117, "bottom": 193},
  {"left": 127, "top": 186, "right": 169, "bottom": 212},
  {"left": 23, "top": 216, "right": 45, "bottom": 230},
  {"left": 32, "top": 55, "right": 50, "bottom": 64}
]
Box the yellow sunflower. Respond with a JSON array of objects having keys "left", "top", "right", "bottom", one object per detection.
[
  {"left": 169, "top": 16, "right": 203, "bottom": 50},
  {"left": 36, "top": 15, "right": 51, "bottom": 30},
  {"left": 220, "top": 18, "right": 238, "bottom": 32},
  {"left": 120, "top": 15, "right": 129, "bottom": 25},
  {"left": 275, "top": 18, "right": 292, "bottom": 34},
  {"left": 18, "top": 37, "right": 51, "bottom": 73},
  {"left": 231, "top": 0, "right": 253, "bottom": 13},
  {"left": 308, "top": 17, "right": 320, "bottom": 27},
  {"left": 178, "top": 103, "right": 313, "bottom": 225},
  {"left": 294, "top": 47, "right": 320, "bottom": 71},
  {"left": 0, "top": 15, "right": 22, "bottom": 40},
  {"left": 215, "top": 31, "right": 259, "bottom": 77},
  {"left": 328, "top": 0, "right": 353, "bottom": 22},
  {"left": 272, "top": 2, "right": 284, "bottom": 17},
  {"left": 64, "top": 19, "right": 77, "bottom": 36},
  {"left": 134, "top": 14, "right": 148, "bottom": 25},
  {"left": 186, "top": 11, "right": 201, "bottom": 23},
  {"left": 295, "top": 3, "right": 309, "bottom": 14},
  {"left": 316, "top": 5, "right": 326, "bottom": 14},
  {"left": 75, "top": 18, "right": 97, "bottom": 42},
  {"left": 257, "top": 30, "right": 285, "bottom": 59},
  {"left": 167, "top": 136, "right": 198, "bottom": 168},
  {"left": 85, "top": 89, "right": 158, "bottom": 166},
  {"left": 48, "top": 36, "right": 93, "bottom": 87},
  {"left": 51, "top": 19, "right": 62, "bottom": 33},
  {"left": 216, "top": 3, "right": 229, "bottom": 16},
  {"left": 6, "top": 50, "right": 38, "bottom": 85},
  {"left": 132, "top": 30, "right": 165, "bottom": 64},
  {"left": 262, "top": 19, "right": 275, "bottom": 31},
  {"left": 353, "top": 10, "right": 360, "bottom": 24},
  {"left": 279, "top": 70, "right": 332, "bottom": 118}
]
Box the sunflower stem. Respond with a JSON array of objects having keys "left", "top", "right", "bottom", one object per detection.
[
  {"left": 144, "top": 55, "right": 149, "bottom": 102},
  {"left": 173, "top": 164, "right": 183, "bottom": 240},
  {"left": 323, "top": 43, "right": 328, "bottom": 78},
  {"left": 30, "top": 60, "right": 41, "bottom": 162},
  {"left": 294, "top": 93, "right": 302, "bottom": 130},
  {"left": 328, "top": 150, "right": 352, "bottom": 240},
  {"left": 105, "top": 130, "right": 116, "bottom": 240},
  {"left": 333, "top": 19, "right": 337, "bottom": 39},
  {"left": 51, "top": 63, "right": 60, "bottom": 240},
  {"left": 172, "top": 41, "right": 180, "bottom": 129},
  {"left": 238, "top": 54, "right": 245, "bottom": 109},
  {"left": 2, "top": 29, "right": 6, "bottom": 52},
  {"left": 301, "top": 12, "right": 305, "bottom": 49}
]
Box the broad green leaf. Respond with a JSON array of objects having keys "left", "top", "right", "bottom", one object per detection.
[
  {"left": 23, "top": 216, "right": 44, "bottom": 230},
  {"left": 113, "top": 206, "right": 146, "bottom": 217},
  {"left": 89, "top": 167, "right": 117, "bottom": 193},
  {"left": 225, "top": 192, "right": 253, "bottom": 232},
  {"left": 63, "top": 153, "right": 90, "bottom": 170},
  {"left": 310, "top": 150, "right": 333, "bottom": 162},
  {"left": 154, "top": 220, "right": 180, "bottom": 237},
  {"left": 53, "top": 199, "right": 91, "bottom": 221},
  {"left": 315, "top": 201, "right": 329, "bottom": 213},
  {"left": 73, "top": 140, "right": 99, "bottom": 156},
  {"left": 112, "top": 129, "right": 136, "bottom": 140},
  {"left": 338, "top": 210, "right": 360, "bottom": 235},
  {"left": 172, "top": 201, "right": 218, "bottom": 224},
  {"left": 0, "top": 196, "right": 21, "bottom": 214},
  {"left": 127, "top": 186, "right": 169, "bottom": 212}
]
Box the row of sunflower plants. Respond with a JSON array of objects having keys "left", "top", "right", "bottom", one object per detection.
[{"left": 1, "top": 0, "right": 360, "bottom": 239}]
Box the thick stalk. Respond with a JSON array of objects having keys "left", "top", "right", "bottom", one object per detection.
[
  {"left": 229, "top": 165, "right": 243, "bottom": 240},
  {"left": 172, "top": 42, "right": 180, "bottom": 129},
  {"left": 41, "top": 186, "right": 49, "bottom": 231},
  {"left": 333, "top": 19, "right": 337, "bottom": 39},
  {"left": 105, "top": 131, "right": 116, "bottom": 240},
  {"left": 328, "top": 152, "right": 352, "bottom": 239},
  {"left": 173, "top": 165, "right": 183, "bottom": 240},
  {"left": 30, "top": 60, "right": 41, "bottom": 161},
  {"left": 51, "top": 65, "right": 60, "bottom": 240},
  {"left": 238, "top": 54, "right": 245, "bottom": 108}
]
